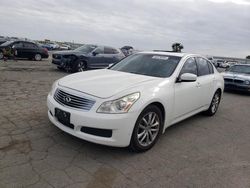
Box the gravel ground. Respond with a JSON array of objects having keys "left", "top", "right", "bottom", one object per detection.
[{"left": 0, "top": 58, "right": 250, "bottom": 188}]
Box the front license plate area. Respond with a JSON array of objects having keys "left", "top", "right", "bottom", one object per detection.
[{"left": 55, "top": 108, "right": 74, "bottom": 129}]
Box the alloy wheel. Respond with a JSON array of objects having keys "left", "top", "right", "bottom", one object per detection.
[
  {"left": 137, "top": 112, "right": 160, "bottom": 147},
  {"left": 78, "top": 62, "right": 85, "bottom": 72},
  {"left": 211, "top": 92, "right": 220, "bottom": 113}
]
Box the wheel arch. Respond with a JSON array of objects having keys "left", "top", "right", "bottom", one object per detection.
[{"left": 144, "top": 101, "right": 166, "bottom": 128}]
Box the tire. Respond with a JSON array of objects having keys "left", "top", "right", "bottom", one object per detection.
[
  {"left": 129, "top": 105, "right": 163, "bottom": 152},
  {"left": 0, "top": 51, "right": 3, "bottom": 59},
  {"left": 73, "top": 60, "right": 87, "bottom": 72},
  {"left": 34, "top": 54, "right": 42, "bottom": 61},
  {"left": 204, "top": 90, "right": 221, "bottom": 116}
]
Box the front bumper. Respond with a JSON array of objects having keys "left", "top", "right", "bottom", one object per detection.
[
  {"left": 47, "top": 94, "right": 138, "bottom": 147},
  {"left": 225, "top": 82, "right": 250, "bottom": 92},
  {"left": 52, "top": 59, "right": 63, "bottom": 66}
]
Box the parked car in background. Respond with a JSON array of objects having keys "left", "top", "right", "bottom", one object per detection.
[
  {"left": 52, "top": 44, "right": 125, "bottom": 72},
  {"left": 222, "top": 64, "right": 250, "bottom": 92},
  {"left": 47, "top": 51, "right": 224, "bottom": 152},
  {"left": 207, "top": 56, "right": 218, "bottom": 67},
  {"left": 59, "top": 44, "right": 71, "bottom": 50},
  {"left": 39, "top": 43, "right": 53, "bottom": 51},
  {"left": 226, "top": 61, "right": 237, "bottom": 67},
  {"left": 121, "top": 46, "right": 134, "bottom": 56},
  {"left": 216, "top": 60, "right": 225, "bottom": 68},
  {"left": 48, "top": 42, "right": 60, "bottom": 50},
  {"left": 0, "top": 40, "right": 49, "bottom": 61}
]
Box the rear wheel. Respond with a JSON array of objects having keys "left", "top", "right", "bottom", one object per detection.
[
  {"left": 34, "top": 54, "right": 42, "bottom": 61},
  {"left": 204, "top": 90, "right": 221, "bottom": 116},
  {"left": 129, "top": 105, "right": 163, "bottom": 152}
]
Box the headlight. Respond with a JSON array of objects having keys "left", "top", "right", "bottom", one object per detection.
[
  {"left": 97, "top": 92, "right": 140, "bottom": 114},
  {"left": 245, "top": 80, "right": 250, "bottom": 85},
  {"left": 49, "top": 80, "right": 58, "bottom": 96}
]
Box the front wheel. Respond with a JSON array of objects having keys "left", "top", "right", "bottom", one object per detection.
[
  {"left": 204, "top": 90, "right": 221, "bottom": 116},
  {"left": 73, "top": 61, "right": 87, "bottom": 72},
  {"left": 129, "top": 105, "right": 163, "bottom": 152}
]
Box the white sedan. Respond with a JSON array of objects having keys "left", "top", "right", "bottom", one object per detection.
[{"left": 47, "top": 52, "right": 224, "bottom": 152}]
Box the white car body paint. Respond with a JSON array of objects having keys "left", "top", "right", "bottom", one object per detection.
[{"left": 47, "top": 52, "right": 224, "bottom": 147}]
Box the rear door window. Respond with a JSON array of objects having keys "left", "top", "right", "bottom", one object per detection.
[
  {"left": 196, "top": 57, "right": 210, "bottom": 76},
  {"left": 94, "top": 46, "right": 104, "bottom": 54},
  {"left": 207, "top": 61, "right": 214, "bottom": 74},
  {"left": 104, "top": 47, "right": 115, "bottom": 54},
  {"left": 23, "top": 42, "right": 37, "bottom": 48}
]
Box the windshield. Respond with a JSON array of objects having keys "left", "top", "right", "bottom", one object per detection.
[
  {"left": 0, "top": 41, "right": 14, "bottom": 46},
  {"left": 110, "top": 54, "right": 181, "bottom": 78},
  {"left": 75, "top": 44, "right": 97, "bottom": 53},
  {"left": 228, "top": 65, "right": 250, "bottom": 74}
]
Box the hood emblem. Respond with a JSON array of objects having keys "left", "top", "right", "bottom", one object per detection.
[{"left": 64, "top": 96, "right": 71, "bottom": 103}]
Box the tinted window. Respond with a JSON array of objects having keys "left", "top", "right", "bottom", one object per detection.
[
  {"left": 113, "top": 48, "right": 119, "bottom": 54},
  {"left": 104, "top": 47, "right": 115, "bottom": 54},
  {"left": 196, "top": 57, "right": 210, "bottom": 76},
  {"left": 207, "top": 61, "right": 214, "bottom": 74},
  {"left": 110, "top": 54, "right": 181, "bottom": 78},
  {"left": 180, "top": 57, "right": 197, "bottom": 75},
  {"left": 23, "top": 42, "right": 37, "bottom": 48},
  {"left": 94, "top": 46, "right": 104, "bottom": 54}
]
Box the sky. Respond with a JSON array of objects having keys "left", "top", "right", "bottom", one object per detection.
[{"left": 0, "top": 0, "right": 249, "bottom": 57}]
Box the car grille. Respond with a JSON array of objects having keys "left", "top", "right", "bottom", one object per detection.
[
  {"left": 234, "top": 79, "right": 244, "bottom": 84},
  {"left": 54, "top": 89, "right": 95, "bottom": 111}
]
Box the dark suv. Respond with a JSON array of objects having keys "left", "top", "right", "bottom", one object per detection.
[
  {"left": 0, "top": 40, "right": 49, "bottom": 61},
  {"left": 52, "top": 44, "right": 125, "bottom": 72}
]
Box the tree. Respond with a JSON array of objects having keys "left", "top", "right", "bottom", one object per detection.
[
  {"left": 246, "top": 55, "right": 250, "bottom": 59},
  {"left": 172, "top": 43, "right": 184, "bottom": 52}
]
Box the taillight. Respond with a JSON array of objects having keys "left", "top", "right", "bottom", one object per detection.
[{"left": 43, "top": 48, "right": 48, "bottom": 54}]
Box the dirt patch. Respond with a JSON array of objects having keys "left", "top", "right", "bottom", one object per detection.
[
  {"left": 86, "top": 166, "right": 118, "bottom": 188},
  {"left": 0, "top": 140, "right": 31, "bottom": 154}
]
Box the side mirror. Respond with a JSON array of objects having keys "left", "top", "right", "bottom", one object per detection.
[
  {"left": 178, "top": 73, "right": 197, "bottom": 82},
  {"left": 92, "top": 51, "right": 98, "bottom": 56}
]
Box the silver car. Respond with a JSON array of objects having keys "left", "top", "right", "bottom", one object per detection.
[{"left": 222, "top": 64, "right": 250, "bottom": 92}]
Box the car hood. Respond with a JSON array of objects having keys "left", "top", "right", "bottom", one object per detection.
[
  {"left": 58, "top": 69, "right": 160, "bottom": 99},
  {"left": 53, "top": 50, "right": 87, "bottom": 56},
  {"left": 222, "top": 72, "right": 250, "bottom": 80}
]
